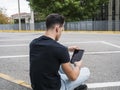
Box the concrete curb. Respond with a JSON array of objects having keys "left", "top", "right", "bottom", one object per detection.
[
  {"left": 64, "top": 31, "right": 120, "bottom": 34},
  {"left": 0, "top": 30, "right": 120, "bottom": 34},
  {"left": 0, "top": 73, "right": 31, "bottom": 89}
]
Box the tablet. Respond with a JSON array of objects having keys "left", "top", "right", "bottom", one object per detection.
[{"left": 70, "top": 49, "right": 84, "bottom": 63}]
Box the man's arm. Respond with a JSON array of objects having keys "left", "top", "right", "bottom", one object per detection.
[
  {"left": 68, "top": 46, "right": 79, "bottom": 52},
  {"left": 61, "top": 45, "right": 82, "bottom": 81},
  {"left": 61, "top": 60, "right": 82, "bottom": 81}
]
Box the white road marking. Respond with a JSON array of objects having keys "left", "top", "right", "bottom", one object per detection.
[
  {"left": 0, "top": 55, "right": 28, "bottom": 59},
  {"left": 0, "top": 41, "right": 103, "bottom": 47},
  {"left": 0, "top": 72, "right": 120, "bottom": 89},
  {"left": 85, "top": 51, "right": 120, "bottom": 54},
  {"left": 87, "top": 81, "right": 120, "bottom": 88},
  {"left": 102, "top": 41, "right": 120, "bottom": 49},
  {"left": 0, "top": 44, "right": 28, "bottom": 47},
  {"left": 0, "top": 39, "right": 31, "bottom": 42},
  {"left": 1, "top": 51, "right": 120, "bottom": 59},
  {"left": 63, "top": 41, "right": 103, "bottom": 44}
]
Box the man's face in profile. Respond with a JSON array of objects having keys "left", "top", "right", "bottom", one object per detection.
[{"left": 55, "top": 24, "right": 64, "bottom": 41}]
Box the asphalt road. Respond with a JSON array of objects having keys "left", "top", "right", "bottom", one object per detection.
[{"left": 0, "top": 32, "right": 120, "bottom": 90}]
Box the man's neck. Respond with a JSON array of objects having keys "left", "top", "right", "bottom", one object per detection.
[{"left": 44, "top": 30, "right": 56, "bottom": 40}]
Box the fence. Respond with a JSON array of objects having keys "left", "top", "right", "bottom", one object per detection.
[{"left": 0, "top": 21, "right": 120, "bottom": 31}]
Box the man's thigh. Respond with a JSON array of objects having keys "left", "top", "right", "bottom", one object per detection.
[{"left": 60, "top": 67, "right": 90, "bottom": 90}]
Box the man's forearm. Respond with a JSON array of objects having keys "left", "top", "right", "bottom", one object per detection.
[
  {"left": 68, "top": 46, "right": 79, "bottom": 52},
  {"left": 71, "top": 64, "right": 81, "bottom": 80}
]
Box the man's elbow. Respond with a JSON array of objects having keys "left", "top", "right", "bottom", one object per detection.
[{"left": 69, "top": 75, "right": 78, "bottom": 81}]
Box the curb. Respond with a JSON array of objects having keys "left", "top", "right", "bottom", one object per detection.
[
  {"left": 0, "top": 73, "right": 31, "bottom": 89},
  {"left": 0, "top": 30, "right": 120, "bottom": 34},
  {"left": 64, "top": 31, "right": 120, "bottom": 34}
]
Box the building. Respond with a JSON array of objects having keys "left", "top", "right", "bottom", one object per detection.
[
  {"left": 95, "top": 0, "right": 120, "bottom": 30},
  {"left": 11, "top": 12, "right": 31, "bottom": 24},
  {"left": 108, "top": 0, "right": 120, "bottom": 30},
  {"left": 108, "top": 0, "right": 120, "bottom": 21},
  {"left": 11, "top": 12, "right": 32, "bottom": 30}
]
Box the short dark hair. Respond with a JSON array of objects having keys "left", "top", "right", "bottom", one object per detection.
[{"left": 46, "top": 13, "right": 65, "bottom": 30}]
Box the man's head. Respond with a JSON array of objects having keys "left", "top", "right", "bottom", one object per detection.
[{"left": 46, "top": 13, "right": 65, "bottom": 41}]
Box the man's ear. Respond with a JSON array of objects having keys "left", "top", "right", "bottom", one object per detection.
[{"left": 55, "top": 25, "right": 59, "bottom": 33}]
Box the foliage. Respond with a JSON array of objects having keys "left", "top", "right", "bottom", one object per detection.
[
  {"left": 29, "top": 0, "right": 109, "bottom": 21},
  {"left": 0, "top": 7, "right": 9, "bottom": 24}
]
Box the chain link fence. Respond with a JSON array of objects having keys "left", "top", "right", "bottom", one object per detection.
[{"left": 0, "top": 21, "right": 120, "bottom": 31}]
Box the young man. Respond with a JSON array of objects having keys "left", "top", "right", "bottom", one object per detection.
[{"left": 30, "top": 13, "right": 90, "bottom": 90}]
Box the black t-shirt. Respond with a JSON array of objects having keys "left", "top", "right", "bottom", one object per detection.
[{"left": 30, "top": 35, "right": 70, "bottom": 90}]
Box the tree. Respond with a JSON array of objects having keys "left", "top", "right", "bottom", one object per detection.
[
  {"left": 0, "top": 7, "right": 9, "bottom": 24},
  {"left": 29, "top": 0, "right": 109, "bottom": 21}
]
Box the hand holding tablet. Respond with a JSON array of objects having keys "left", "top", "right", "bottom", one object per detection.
[{"left": 70, "top": 49, "right": 84, "bottom": 63}]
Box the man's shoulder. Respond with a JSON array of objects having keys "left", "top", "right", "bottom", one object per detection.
[
  {"left": 53, "top": 42, "right": 68, "bottom": 54},
  {"left": 30, "top": 37, "right": 39, "bottom": 46},
  {"left": 30, "top": 36, "right": 67, "bottom": 50},
  {"left": 30, "top": 36, "right": 45, "bottom": 45},
  {"left": 54, "top": 42, "right": 67, "bottom": 49}
]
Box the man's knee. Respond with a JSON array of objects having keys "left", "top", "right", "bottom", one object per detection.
[{"left": 80, "top": 67, "right": 90, "bottom": 79}]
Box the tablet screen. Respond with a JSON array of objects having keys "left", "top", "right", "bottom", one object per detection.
[{"left": 70, "top": 49, "right": 84, "bottom": 63}]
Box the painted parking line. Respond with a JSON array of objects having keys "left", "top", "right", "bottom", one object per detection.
[
  {"left": 0, "top": 44, "right": 28, "bottom": 47},
  {"left": 0, "top": 39, "right": 31, "bottom": 42},
  {"left": 0, "top": 41, "right": 103, "bottom": 47},
  {"left": 85, "top": 51, "right": 120, "bottom": 54},
  {"left": 1, "top": 40, "right": 119, "bottom": 48},
  {"left": 0, "top": 55, "right": 28, "bottom": 59},
  {"left": 0, "top": 73, "right": 120, "bottom": 89},
  {"left": 0, "top": 51, "right": 120, "bottom": 59},
  {"left": 63, "top": 41, "right": 103, "bottom": 44},
  {"left": 102, "top": 41, "right": 120, "bottom": 49},
  {"left": 0, "top": 41, "right": 120, "bottom": 48},
  {"left": 87, "top": 81, "right": 120, "bottom": 89}
]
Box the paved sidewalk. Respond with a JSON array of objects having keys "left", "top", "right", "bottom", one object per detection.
[
  {"left": 0, "top": 32, "right": 120, "bottom": 90},
  {"left": 0, "top": 78, "right": 31, "bottom": 90}
]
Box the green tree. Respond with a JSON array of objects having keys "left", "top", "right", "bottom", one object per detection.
[
  {"left": 0, "top": 7, "right": 9, "bottom": 24},
  {"left": 29, "top": 0, "right": 109, "bottom": 21}
]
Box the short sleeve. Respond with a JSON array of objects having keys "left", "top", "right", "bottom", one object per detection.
[{"left": 57, "top": 47, "right": 70, "bottom": 64}]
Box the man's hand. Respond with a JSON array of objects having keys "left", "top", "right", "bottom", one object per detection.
[
  {"left": 62, "top": 60, "right": 82, "bottom": 81},
  {"left": 74, "top": 60, "right": 83, "bottom": 68},
  {"left": 68, "top": 46, "right": 79, "bottom": 52}
]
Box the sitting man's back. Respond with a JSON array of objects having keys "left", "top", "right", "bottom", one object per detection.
[
  {"left": 30, "top": 35, "right": 70, "bottom": 90},
  {"left": 29, "top": 13, "right": 90, "bottom": 90}
]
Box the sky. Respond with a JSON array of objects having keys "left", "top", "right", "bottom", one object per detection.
[{"left": 0, "top": 0, "right": 30, "bottom": 17}]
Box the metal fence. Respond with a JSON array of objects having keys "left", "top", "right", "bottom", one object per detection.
[{"left": 0, "top": 21, "right": 120, "bottom": 31}]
